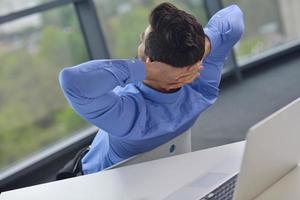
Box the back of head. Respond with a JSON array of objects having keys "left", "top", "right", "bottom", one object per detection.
[{"left": 145, "top": 2, "right": 205, "bottom": 67}]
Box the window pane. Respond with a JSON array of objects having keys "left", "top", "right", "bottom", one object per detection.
[
  {"left": 94, "top": 0, "right": 207, "bottom": 59},
  {"left": 223, "top": 0, "right": 300, "bottom": 65},
  {"left": 0, "top": 0, "right": 55, "bottom": 16},
  {"left": 0, "top": 5, "right": 89, "bottom": 172}
]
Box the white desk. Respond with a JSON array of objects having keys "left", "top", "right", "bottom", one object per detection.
[{"left": 0, "top": 142, "right": 245, "bottom": 200}]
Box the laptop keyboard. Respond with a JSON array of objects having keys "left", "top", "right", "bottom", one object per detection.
[{"left": 199, "top": 174, "right": 238, "bottom": 200}]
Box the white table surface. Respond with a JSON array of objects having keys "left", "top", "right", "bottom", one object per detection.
[{"left": 0, "top": 142, "right": 245, "bottom": 200}]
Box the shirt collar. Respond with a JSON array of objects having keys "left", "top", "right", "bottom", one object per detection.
[{"left": 136, "top": 82, "right": 183, "bottom": 104}]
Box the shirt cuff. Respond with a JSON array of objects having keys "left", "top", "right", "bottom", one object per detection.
[{"left": 126, "top": 59, "right": 146, "bottom": 83}]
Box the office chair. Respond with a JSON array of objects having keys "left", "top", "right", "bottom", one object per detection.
[{"left": 105, "top": 129, "right": 192, "bottom": 170}]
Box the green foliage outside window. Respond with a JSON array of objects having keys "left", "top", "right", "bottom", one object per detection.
[
  {"left": 0, "top": 5, "right": 89, "bottom": 171},
  {"left": 96, "top": 0, "right": 207, "bottom": 58}
]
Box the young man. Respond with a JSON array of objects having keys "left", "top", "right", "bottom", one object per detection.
[{"left": 57, "top": 3, "right": 244, "bottom": 179}]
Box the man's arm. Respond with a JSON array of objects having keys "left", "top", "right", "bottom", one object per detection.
[
  {"left": 59, "top": 59, "right": 146, "bottom": 137},
  {"left": 59, "top": 59, "right": 194, "bottom": 136},
  {"left": 190, "top": 5, "right": 244, "bottom": 102}
]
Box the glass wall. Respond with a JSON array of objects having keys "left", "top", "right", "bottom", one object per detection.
[
  {"left": 223, "top": 0, "right": 300, "bottom": 65},
  {"left": 0, "top": 5, "right": 89, "bottom": 172},
  {"left": 0, "top": 0, "right": 54, "bottom": 16},
  {"left": 94, "top": 0, "right": 207, "bottom": 59}
]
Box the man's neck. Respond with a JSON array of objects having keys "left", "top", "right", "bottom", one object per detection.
[{"left": 143, "top": 80, "right": 179, "bottom": 93}]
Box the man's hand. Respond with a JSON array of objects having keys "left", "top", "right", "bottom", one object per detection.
[{"left": 145, "top": 61, "right": 203, "bottom": 91}]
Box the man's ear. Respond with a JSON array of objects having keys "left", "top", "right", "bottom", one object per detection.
[{"left": 146, "top": 57, "right": 152, "bottom": 63}]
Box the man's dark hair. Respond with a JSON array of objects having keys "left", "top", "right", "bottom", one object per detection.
[{"left": 145, "top": 2, "right": 205, "bottom": 67}]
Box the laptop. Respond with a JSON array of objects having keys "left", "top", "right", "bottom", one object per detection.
[{"left": 164, "top": 97, "right": 300, "bottom": 200}]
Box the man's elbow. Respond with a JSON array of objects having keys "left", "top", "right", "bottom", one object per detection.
[
  {"left": 59, "top": 67, "right": 76, "bottom": 93},
  {"left": 229, "top": 5, "right": 245, "bottom": 42}
]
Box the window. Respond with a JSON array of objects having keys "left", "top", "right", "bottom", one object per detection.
[
  {"left": 223, "top": 0, "right": 300, "bottom": 65},
  {"left": 94, "top": 0, "right": 207, "bottom": 59},
  {"left": 0, "top": 5, "right": 89, "bottom": 172},
  {"left": 0, "top": 0, "right": 55, "bottom": 16}
]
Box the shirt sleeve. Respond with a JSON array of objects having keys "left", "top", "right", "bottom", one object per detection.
[
  {"left": 189, "top": 4, "right": 244, "bottom": 102},
  {"left": 59, "top": 59, "right": 146, "bottom": 137}
]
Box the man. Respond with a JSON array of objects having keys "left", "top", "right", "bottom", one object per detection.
[{"left": 57, "top": 2, "right": 244, "bottom": 179}]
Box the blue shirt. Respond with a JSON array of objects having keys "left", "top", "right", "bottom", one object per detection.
[{"left": 59, "top": 5, "right": 244, "bottom": 175}]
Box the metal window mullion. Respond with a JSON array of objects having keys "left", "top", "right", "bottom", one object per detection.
[
  {"left": 74, "top": 0, "right": 110, "bottom": 60},
  {"left": 204, "top": 0, "right": 243, "bottom": 81},
  {"left": 0, "top": 0, "right": 82, "bottom": 25}
]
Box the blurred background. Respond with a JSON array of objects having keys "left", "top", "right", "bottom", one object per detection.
[{"left": 0, "top": 0, "right": 299, "bottom": 192}]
